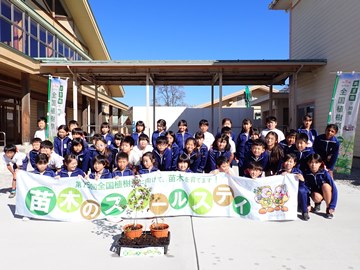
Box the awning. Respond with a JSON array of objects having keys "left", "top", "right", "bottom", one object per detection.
[{"left": 39, "top": 59, "right": 327, "bottom": 86}]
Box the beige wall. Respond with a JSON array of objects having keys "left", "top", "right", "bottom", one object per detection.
[{"left": 290, "top": 0, "right": 360, "bottom": 156}]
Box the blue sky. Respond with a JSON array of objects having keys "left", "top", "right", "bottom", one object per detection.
[{"left": 88, "top": 0, "right": 289, "bottom": 106}]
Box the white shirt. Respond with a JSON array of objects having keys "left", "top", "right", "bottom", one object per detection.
[
  {"left": 34, "top": 129, "right": 46, "bottom": 141},
  {"left": 133, "top": 144, "right": 153, "bottom": 158},
  {"left": 261, "top": 128, "right": 285, "bottom": 142},
  {"left": 229, "top": 138, "right": 236, "bottom": 153},
  {"left": 48, "top": 152, "right": 64, "bottom": 170},
  {"left": 128, "top": 150, "right": 141, "bottom": 167},
  {"left": 203, "top": 131, "right": 215, "bottom": 150},
  {"left": 2, "top": 152, "right": 27, "bottom": 167}
]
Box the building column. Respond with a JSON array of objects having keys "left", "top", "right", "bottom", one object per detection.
[
  {"left": 21, "top": 73, "right": 31, "bottom": 144},
  {"left": 81, "top": 95, "right": 88, "bottom": 133},
  {"left": 218, "top": 72, "right": 223, "bottom": 131}
]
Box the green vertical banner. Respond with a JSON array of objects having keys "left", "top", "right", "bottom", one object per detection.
[
  {"left": 47, "top": 77, "right": 68, "bottom": 141},
  {"left": 245, "top": 86, "right": 251, "bottom": 108},
  {"left": 329, "top": 73, "right": 360, "bottom": 174}
]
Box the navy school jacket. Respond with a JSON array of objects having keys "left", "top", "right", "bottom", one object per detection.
[
  {"left": 32, "top": 168, "right": 56, "bottom": 177},
  {"left": 54, "top": 136, "right": 71, "bottom": 157},
  {"left": 89, "top": 149, "right": 114, "bottom": 173},
  {"left": 288, "top": 145, "right": 315, "bottom": 173},
  {"left": 70, "top": 149, "right": 91, "bottom": 174},
  {"left": 89, "top": 168, "right": 113, "bottom": 179},
  {"left": 279, "top": 139, "right": 294, "bottom": 156},
  {"left": 131, "top": 132, "right": 144, "bottom": 146},
  {"left": 151, "top": 130, "right": 166, "bottom": 146},
  {"left": 170, "top": 143, "right": 180, "bottom": 171},
  {"left": 175, "top": 131, "right": 192, "bottom": 151},
  {"left": 313, "top": 134, "right": 340, "bottom": 171},
  {"left": 235, "top": 132, "right": 250, "bottom": 161},
  {"left": 102, "top": 133, "right": 114, "bottom": 147},
  {"left": 304, "top": 169, "right": 338, "bottom": 209},
  {"left": 138, "top": 166, "right": 159, "bottom": 174},
  {"left": 57, "top": 167, "right": 85, "bottom": 178},
  {"left": 205, "top": 148, "right": 231, "bottom": 173},
  {"left": 112, "top": 167, "right": 134, "bottom": 177},
  {"left": 153, "top": 148, "right": 172, "bottom": 171},
  {"left": 297, "top": 127, "right": 318, "bottom": 146},
  {"left": 241, "top": 151, "right": 269, "bottom": 176},
  {"left": 29, "top": 149, "right": 39, "bottom": 169}
]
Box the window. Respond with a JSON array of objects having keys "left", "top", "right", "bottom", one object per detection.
[{"left": 0, "top": 0, "right": 86, "bottom": 60}]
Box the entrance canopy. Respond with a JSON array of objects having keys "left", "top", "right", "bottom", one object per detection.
[
  {"left": 39, "top": 59, "right": 326, "bottom": 133},
  {"left": 39, "top": 59, "right": 326, "bottom": 86}
]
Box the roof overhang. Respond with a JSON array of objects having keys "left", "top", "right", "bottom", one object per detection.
[
  {"left": 268, "top": 0, "right": 293, "bottom": 10},
  {"left": 39, "top": 59, "right": 327, "bottom": 88}
]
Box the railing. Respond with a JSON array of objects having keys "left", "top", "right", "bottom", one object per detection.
[{"left": 0, "top": 131, "right": 6, "bottom": 146}]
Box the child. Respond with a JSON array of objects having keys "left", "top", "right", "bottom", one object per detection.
[
  {"left": 180, "top": 137, "right": 199, "bottom": 173},
  {"left": 235, "top": 118, "right": 253, "bottom": 167},
  {"left": 205, "top": 134, "right": 231, "bottom": 173},
  {"left": 177, "top": 153, "right": 192, "bottom": 173},
  {"left": 120, "top": 136, "right": 140, "bottom": 169},
  {"left": 67, "top": 138, "right": 90, "bottom": 173},
  {"left": 68, "top": 128, "right": 89, "bottom": 150},
  {"left": 138, "top": 151, "right": 159, "bottom": 174},
  {"left": 211, "top": 156, "right": 234, "bottom": 175},
  {"left": 67, "top": 120, "right": 79, "bottom": 140},
  {"left": 29, "top": 137, "right": 42, "bottom": 170},
  {"left": 313, "top": 124, "right": 339, "bottom": 179},
  {"left": 265, "top": 131, "right": 284, "bottom": 176},
  {"left": 133, "top": 133, "right": 153, "bottom": 158},
  {"left": 221, "top": 126, "right": 236, "bottom": 165},
  {"left": 90, "top": 133, "right": 102, "bottom": 152},
  {"left": 277, "top": 154, "right": 310, "bottom": 221},
  {"left": 153, "top": 136, "right": 172, "bottom": 171},
  {"left": 32, "top": 153, "right": 56, "bottom": 177},
  {"left": 2, "top": 144, "right": 29, "bottom": 198},
  {"left": 244, "top": 128, "right": 260, "bottom": 156},
  {"left": 260, "top": 116, "right": 285, "bottom": 142},
  {"left": 194, "top": 131, "right": 209, "bottom": 173},
  {"left": 152, "top": 119, "right": 167, "bottom": 146},
  {"left": 289, "top": 133, "right": 314, "bottom": 173},
  {"left": 112, "top": 152, "right": 134, "bottom": 177},
  {"left": 279, "top": 129, "right": 297, "bottom": 155},
  {"left": 88, "top": 155, "right": 112, "bottom": 180},
  {"left": 297, "top": 114, "right": 318, "bottom": 147},
  {"left": 244, "top": 161, "right": 263, "bottom": 179},
  {"left": 198, "top": 119, "right": 215, "bottom": 150},
  {"left": 34, "top": 116, "right": 47, "bottom": 141},
  {"left": 57, "top": 154, "right": 85, "bottom": 178},
  {"left": 54, "top": 124, "right": 71, "bottom": 157},
  {"left": 165, "top": 131, "right": 179, "bottom": 171},
  {"left": 39, "top": 140, "right": 63, "bottom": 173},
  {"left": 90, "top": 137, "right": 113, "bottom": 172},
  {"left": 131, "top": 120, "right": 145, "bottom": 146},
  {"left": 217, "top": 118, "right": 236, "bottom": 141},
  {"left": 176, "top": 119, "right": 192, "bottom": 151},
  {"left": 304, "top": 154, "right": 338, "bottom": 219},
  {"left": 100, "top": 122, "right": 114, "bottom": 146},
  {"left": 241, "top": 139, "right": 268, "bottom": 176}
]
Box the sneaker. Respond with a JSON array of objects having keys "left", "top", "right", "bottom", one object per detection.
[
  {"left": 326, "top": 208, "right": 334, "bottom": 219},
  {"left": 8, "top": 191, "right": 16, "bottom": 198},
  {"left": 313, "top": 203, "right": 321, "bottom": 212},
  {"left": 302, "top": 212, "right": 310, "bottom": 221}
]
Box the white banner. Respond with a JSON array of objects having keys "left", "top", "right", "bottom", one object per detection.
[
  {"left": 47, "top": 77, "right": 68, "bottom": 140},
  {"left": 330, "top": 73, "right": 360, "bottom": 174},
  {"left": 15, "top": 171, "right": 299, "bottom": 222}
]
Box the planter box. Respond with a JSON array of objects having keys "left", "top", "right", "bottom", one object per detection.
[{"left": 114, "top": 231, "right": 170, "bottom": 257}]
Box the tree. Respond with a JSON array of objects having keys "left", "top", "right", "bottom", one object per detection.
[{"left": 155, "top": 85, "right": 187, "bottom": 106}]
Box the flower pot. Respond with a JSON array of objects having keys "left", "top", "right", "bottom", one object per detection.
[
  {"left": 150, "top": 223, "right": 169, "bottom": 238},
  {"left": 123, "top": 224, "right": 143, "bottom": 239}
]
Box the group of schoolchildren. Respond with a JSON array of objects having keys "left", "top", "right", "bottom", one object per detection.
[{"left": 2, "top": 114, "right": 339, "bottom": 221}]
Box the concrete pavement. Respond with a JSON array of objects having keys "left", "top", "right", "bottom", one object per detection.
[{"left": 0, "top": 168, "right": 359, "bottom": 270}]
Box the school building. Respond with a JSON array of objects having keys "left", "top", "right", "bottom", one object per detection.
[
  {"left": 270, "top": 0, "right": 360, "bottom": 157},
  {"left": 0, "top": 0, "right": 128, "bottom": 145}
]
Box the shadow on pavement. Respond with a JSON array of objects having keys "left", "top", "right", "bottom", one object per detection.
[
  {"left": 0, "top": 187, "right": 11, "bottom": 194},
  {"left": 7, "top": 204, "right": 25, "bottom": 219}
]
